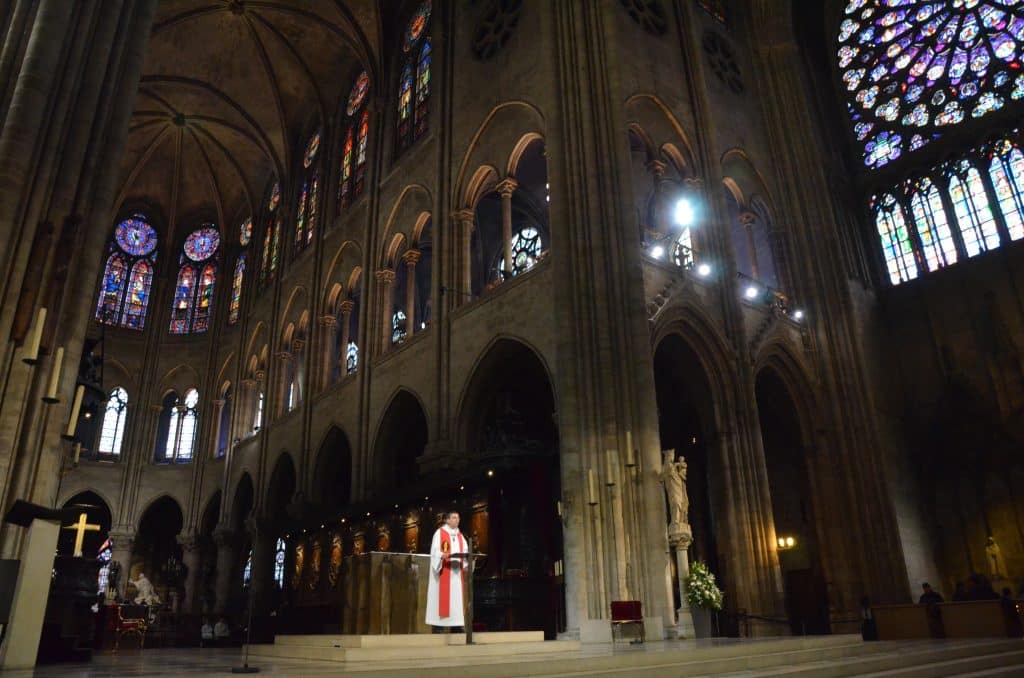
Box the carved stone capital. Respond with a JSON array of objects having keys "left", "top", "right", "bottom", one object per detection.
[
  {"left": 292, "top": 339, "right": 305, "bottom": 352},
  {"left": 177, "top": 533, "right": 202, "bottom": 552},
  {"left": 318, "top": 314, "right": 337, "bottom": 328},
  {"left": 212, "top": 399, "right": 226, "bottom": 409},
  {"left": 276, "top": 351, "right": 293, "bottom": 362},
  {"left": 402, "top": 248, "right": 422, "bottom": 267},
  {"left": 254, "top": 370, "right": 266, "bottom": 383},
  {"left": 212, "top": 526, "right": 240, "bottom": 550},
  {"left": 495, "top": 177, "right": 518, "bottom": 198},
  {"left": 375, "top": 268, "right": 396, "bottom": 285},
  {"left": 667, "top": 522, "right": 693, "bottom": 549},
  {"left": 338, "top": 300, "right": 355, "bottom": 315},
  {"left": 450, "top": 208, "right": 474, "bottom": 224},
  {"left": 682, "top": 177, "right": 705, "bottom": 190},
  {"left": 738, "top": 210, "right": 757, "bottom": 227},
  {"left": 645, "top": 159, "right": 667, "bottom": 178}
]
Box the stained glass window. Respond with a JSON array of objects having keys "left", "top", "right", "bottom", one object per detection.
[
  {"left": 397, "top": 3, "right": 431, "bottom": 153},
  {"left": 837, "top": 0, "right": 1024, "bottom": 168},
  {"left": 269, "top": 182, "right": 281, "bottom": 212},
  {"left": 170, "top": 226, "right": 219, "bottom": 334},
  {"left": 392, "top": 309, "right": 408, "bottom": 345},
  {"left": 274, "top": 538, "right": 286, "bottom": 588},
  {"left": 989, "top": 138, "right": 1024, "bottom": 241},
  {"left": 240, "top": 217, "right": 252, "bottom": 247},
  {"left": 254, "top": 391, "right": 264, "bottom": 431},
  {"left": 261, "top": 183, "right": 280, "bottom": 286},
  {"left": 97, "top": 387, "right": 128, "bottom": 457},
  {"left": 339, "top": 73, "right": 371, "bottom": 213},
  {"left": 947, "top": 160, "right": 1000, "bottom": 257},
  {"left": 873, "top": 192, "right": 918, "bottom": 285},
  {"left": 229, "top": 255, "right": 245, "bottom": 325},
  {"left": 161, "top": 388, "right": 199, "bottom": 463},
  {"left": 346, "top": 341, "right": 359, "bottom": 374},
  {"left": 243, "top": 550, "right": 253, "bottom": 587},
  {"left": 304, "top": 130, "right": 321, "bottom": 169},
  {"left": 95, "top": 214, "right": 157, "bottom": 329},
  {"left": 909, "top": 177, "right": 957, "bottom": 272},
  {"left": 97, "top": 539, "right": 112, "bottom": 595},
  {"left": 295, "top": 132, "right": 321, "bottom": 252},
  {"left": 509, "top": 226, "right": 543, "bottom": 276}
]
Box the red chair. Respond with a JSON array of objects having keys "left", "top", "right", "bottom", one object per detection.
[
  {"left": 611, "top": 600, "right": 644, "bottom": 644},
  {"left": 107, "top": 604, "right": 147, "bottom": 652}
]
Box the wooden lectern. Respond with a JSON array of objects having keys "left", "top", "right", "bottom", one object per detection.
[{"left": 450, "top": 552, "right": 485, "bottom": 645}]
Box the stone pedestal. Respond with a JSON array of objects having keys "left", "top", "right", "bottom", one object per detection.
[
  {"left": 0, "top": 519, "right": 59, "bottom": 669},
  {"left": 668, "top": 522, "right": 695, "bottom": 639}
]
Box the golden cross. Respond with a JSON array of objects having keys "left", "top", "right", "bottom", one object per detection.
[{"left": 62, "top": 512, "right": 101, "bottom": 557}]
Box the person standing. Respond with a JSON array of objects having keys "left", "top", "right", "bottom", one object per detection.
[
  {"left": 426, "top": 511, "right": 471, "bottom": 631},
  {"left": 918, "top": 582, "right": 944, "bottom": 605}
]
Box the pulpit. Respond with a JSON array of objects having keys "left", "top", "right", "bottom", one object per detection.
[{"left": 339, "top": 552, "right": 431, "bottom": 635}]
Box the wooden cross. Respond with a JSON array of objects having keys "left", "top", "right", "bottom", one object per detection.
[{"left": 63, "top": 512, "right": 100, "bottom": 557}]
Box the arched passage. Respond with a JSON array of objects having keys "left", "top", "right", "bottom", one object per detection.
[
  {"left": 133, "top": 495, "right": 184, "bottom": 603},
  {"left": 312, "top": 426, "right": 353, "bottom": 514},
  {"left": 59, "top": 491, "right": 113, "bottom": 597},
  {"left": 653, "top": 334, "right": 722, "bottom": 612},
  {"left": 457, "top": 338, "right": 563, "bottom": 638},
  {"left": 372, "top": 391, "right": 428, "bottom": 492},
  {"left": 755, "top": 366, "right": 829, "bottom": 634}
]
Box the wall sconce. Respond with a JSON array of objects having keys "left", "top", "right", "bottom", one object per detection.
[
  {"left": 604, "top": 450, "right": 617, "bottom": 486},
  {"left": 22, "top": 307, "right": 46, "bottom": 365},
  {"left": 624, "top": 431, "right": 637, "bottom": 468},
  {"left": 61, "top": 385, "right": 85, "bottom": 440},
  {"left": 587, "top": 468, "right": 598, "bottom": 506},
  {"left": 777, "top": 535, "right": 797, "bottom": 551},
  {"left": 42, "top": 346, "right": 64, "bottom": 404}
]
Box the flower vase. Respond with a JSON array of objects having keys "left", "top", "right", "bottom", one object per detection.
[{"left": 691, "top": 606, "right": 714, "bottom": 639}]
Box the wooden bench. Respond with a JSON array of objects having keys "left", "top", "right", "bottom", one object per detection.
[
  {"left": 872, "top": 600, "right": 1023, "bottom": 640},
  {"left": 872, "top": 603, "right": 942, "bottom": 639}
]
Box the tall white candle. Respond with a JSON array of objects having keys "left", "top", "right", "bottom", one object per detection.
[
  {"left": 587, "top": 468, "right": 598, "bottom": 505},
  {"left": 72, "top": 442, "right": 82, "bottom": 465},
  {"left": 43, "top": 346, "right": 64, "bottom": 403},
  {"left": 625, "top": 430, "right": 635, "bottom": 467},
  {"left": 64, "top": 385, "right": 84, "bottom": 438},
  {"left": 605, "top": 449, "right": 617, "bottom": 486},
  {"left": 23, "top": 307, "right": 46, "bottom": 364}
]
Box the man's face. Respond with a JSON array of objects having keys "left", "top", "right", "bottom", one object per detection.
[{"left": 446, "top": 512, "right": 460, "bottom": 529}]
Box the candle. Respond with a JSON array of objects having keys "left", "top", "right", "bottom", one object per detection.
[
  {"left": 605, "top": 449, "right": 617, "bottom": 486},
  {"left": 587, "top": 468, "right": 598, "bottom": 505},
  {"left": 22, "top": 307, "right": 46, "bottom": 364},
  {"left": 72, "top": 442, "right": 81, "bottom": 465},
  {"left": 63, "top": 384, "right": 84, "bottom": 439},
  {"left": 625, "top": 430, "right": 635, "bottom": 467},
  {"left": 42, "top": 346, "right": 63, "bottom": 403}
]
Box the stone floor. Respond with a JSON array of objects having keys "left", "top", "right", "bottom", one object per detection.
[{"left": 4, "top": 636, "right": 1024, "bottom": 677}]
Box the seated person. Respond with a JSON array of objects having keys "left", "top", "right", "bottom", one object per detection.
[
  {"left": 201, "top": 618, "right": 214, "bottom": 642},
  {"left": 214, "top": 617, "right": 230, "bottom": 639}
]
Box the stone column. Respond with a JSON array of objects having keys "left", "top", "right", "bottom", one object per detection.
[
  {"left": 450, "top": 209, "right": 474, "bottom": 306},
  {"left": 668, "top": 523, "right": 695, "bottom": 638},
  {"left": 739, "top": 211, "right": 760, "bottom": 281},
  {"left": 107, "top": 529, "right": 135, "bottom": 599},
  {"left": 245, "top": 517, "right": 276, "bottom": 616},
  {"left": 338, "top": 300, "right": 354, "bottom": 375},
  {"left": 254, "top": 371, "right": 266, "bottom": 431},
  {"left": 317, "top": 314, "right": 336, "bottom": 389},
  {"left": 178, "top": 533, "right": 202, "bottom": 613},
  {"left": 683, "top": 177, "right": 705, "bottom": 259},
  {"left": 239, "top": 378, "right": 256, "bottom": 436},
  {"left": 292, "top": 340, "right": 305, "bottom": 406},
  {"left": 210, "top": 399, "right": 226, "bottom": 459},
  {"left": 213, "top": 527, "right": 238, "bottom": 617},
  {"left": 375, "top": 268, "right": 396, "bottom": 353},
  {"left": 496, "top": 178, "right": 518, "bottom": 278},
  {"left": 402, "top": 249, "right": 421, "bottom": 336},
  {"left": 275, "top": 352, "right": 292, "bottom": 416}
]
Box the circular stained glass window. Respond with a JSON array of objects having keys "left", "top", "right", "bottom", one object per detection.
[
  {"left": 269, "top": 182, "right": 280, "bottom": 211},
  {"left": 184, "top": 226, "right": 220, "bottom": 262},
  {"left": 303, "top": 131, "right": 321, "bottom": 169},
  {"left": 115, "top": 215, "right": 157, "bottom": 256},
  {"left": 404, "top": 0, "right": 431, "bottom": 52},
  {"left": 838, "top": 0, "right": 1024, "bottom": 169},
  {"left": 346, "top": 72, "right": 370, "bottom": 116},
  {"left": 239, "top": 217, "right": 252, "bottom": 246}
]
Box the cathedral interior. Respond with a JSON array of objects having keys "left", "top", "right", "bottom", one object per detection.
[{"left": 2, "top": 0, "right": 1024, "bottom": 648}]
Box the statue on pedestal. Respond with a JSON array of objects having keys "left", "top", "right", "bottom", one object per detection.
[
  {"left": 129, "top": 572, "right": 162, "bottom": 606},
  {"left": 660, "top": 451, "right": 690, "bottom": 528},
  {"left": 986, "top": 536, "right": 1008, "bottom": 579}
]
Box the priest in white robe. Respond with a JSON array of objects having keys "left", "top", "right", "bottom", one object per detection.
[{"left": 426, "top": 510, "right": 471, "bottom": 629}]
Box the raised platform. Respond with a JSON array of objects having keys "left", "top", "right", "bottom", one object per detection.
[{"left": 245, "top": 630, "right": 573, "bottom": 663}]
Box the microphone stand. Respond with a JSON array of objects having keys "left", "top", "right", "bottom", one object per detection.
[{"left": 232, "top": 523, "right": 259, "bottom": 674}]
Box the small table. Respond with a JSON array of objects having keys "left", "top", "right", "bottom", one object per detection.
[{"left": 450, "top": 552, "right": 486, "bottom": 645}]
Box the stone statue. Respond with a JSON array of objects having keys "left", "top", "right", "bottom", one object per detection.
[
  {"left": 986, "top": 536, "right": 1008, "bottom": 579},
  {"left": 129, "top": 571, "right": 162, "bottom": 606},
  {"left": 660, "top": 451, "right": 689, "bottom": 527}
]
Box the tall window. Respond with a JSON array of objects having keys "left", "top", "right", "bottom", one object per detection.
[
  {"left": 295, "top": 131, "right": 321, "bottom": 253},
  {"left": 873, "top": 192, "right": 917, "bottom": 286},
  {"left": 947, "top": 161, "right": 999, "bottom": 257},
  {"left": 242, "top": 550, "right": 253, "bottom": 587},
  {"left": 339, "top": 72, "right": 371, "bottom": 212},
  {"left": 97, "top": 387, "right": 128, "bottom": 458},
  {"left": 908, "top": 177, "right": 957, "bottom": 273},
  {"left": 159, "top": 388, "right": 199, "bottom": 463},
  {"left": 274, "top": 538, "right": 286, "bottom": 588},
  {"left": 260, "top": 182, "right": 281, "bottom": 286},
  {"left": 95, "top": 214, "right": 158, "bottom": 329},
  {"left": 217, "top": 386, "right": 232, "bottom": 458},
  {"left": 989, "top": 138, "right": 1024, "bottom": 241},
  {"left": 396, "top": 1, "right": 431, "bottom": 153},
  {"left": 509, "top": 226, "right": 543, "bottom": 277},
  {"left": 254, "top": 391, "right": 264, "bottom": 431},
  {"left": 838, "top": 0, "right": 1024, "bottom": 169},
  {"left": 229, "top": 254, "right": 245, "bottom": 324},
  {"left": 170, "top": 226, "right": 220, "bottom": 333}
]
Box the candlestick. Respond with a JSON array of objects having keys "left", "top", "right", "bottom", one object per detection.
[
  {"left": 22, "top": 307, "right": 46, "bottom": 365},
  {"left": 605, "top": 449, "right": 617, "bottom": 486},
  {"left": 62, "top": 384, "right": 85, "bottom": 439},
  {"left": 42, "top": 346, "right": 64, "bottom": 403},
  {"left": 625, "top": 430, "right": 636, "bottom": 467},
  {"left": 587, "top": 468, "right": 598, "bottom": 505}
]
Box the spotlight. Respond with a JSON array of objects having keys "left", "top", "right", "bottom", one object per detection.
[
  {"left": 745, "top": 285, "right": 760, "bottom": 299},
  {"left": 674, "top": 197, "right": 695, "bottom": 227},
  {"left": 487, "top": 469, "right": 495, "bottom": 477},
  {"left": 786, "top": 536, "right": 795, "bottom": 547},
  {"left": 793, "top": 309, "right": 805, "bottom": 321},
  {"left": 651, "top": 245, "right": 665, "bottom": 259},
  {"left": 696, "top": 263, "right": 712, "bottom": 277}
]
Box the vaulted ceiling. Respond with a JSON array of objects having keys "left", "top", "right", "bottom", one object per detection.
[{"left": 116, "top": 0, "right": 382, "bottom": 249}]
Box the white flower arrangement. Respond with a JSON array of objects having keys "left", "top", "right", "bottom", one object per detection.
[{"left": 684, "top": 561, "right": 724, "bottom": 611}]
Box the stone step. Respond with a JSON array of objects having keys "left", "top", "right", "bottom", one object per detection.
[
  {"left": 860, "top": 648, "right": 1024, "bottom": 677},
  {"left": 246, "top": 638, "right": 579, "bottom": 664}
]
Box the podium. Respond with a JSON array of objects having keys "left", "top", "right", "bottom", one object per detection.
[{"left": 450, "top": 552, "right": 485, "bottom": 645}]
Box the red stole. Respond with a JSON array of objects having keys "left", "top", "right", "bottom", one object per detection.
[{"left": 438, "top": 528, "right": 465, "bottom": 618}]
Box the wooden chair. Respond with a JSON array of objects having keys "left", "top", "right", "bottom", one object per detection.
[
  {"left": 611, "top": 600, "right": 645, "bottom": 644},
  {"left": 108, "top": 604, "right": 147, "bottom": 652}
]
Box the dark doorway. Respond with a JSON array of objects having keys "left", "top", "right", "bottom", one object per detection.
[
  {"left": 313, "top": 427, "right": 353, "bottom": 514},
  {"left": 133, "top": 496, "right": 184, "bottom": 603},
  {"left": 373, "top": 390, "right": 428, "bottom": 491}
]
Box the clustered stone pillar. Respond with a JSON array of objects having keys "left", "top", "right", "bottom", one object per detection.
[
  {"left": 739, "top": 211, "right": 760, "bottom": 281},
  {"left": 375, "top": 268, "right": 396, "bottom": 352},
  {"left": 496, "top": 177, "right": 518, "bottom": 279},
  {"left": 668, "top": 524, "right": 695, "bottom": 638},
  {"left": 338, "top": 300, "right": 354, "bottom": 375},
  {"left": 212, "top": 526, "right": 238, "bottom": 617},
  {"left": 317, "top": 314, "right": 336, "bottom": 389},
  {"left": 275, "top": 351, "right": 292, "bottom": 416},
  {"left": 210, "top": 398, "right": 226, "bottom": 457},
  {"left": 402, "top": 249, "right": 421, "bottom": 337},
  {"left": 292, "top": 339, "right": 305, "bottom": 406},
  {"left": 450, "top": 209, "right": 474, "bottom": 305},
  {"left": 107, "top": 529, "right": 135, "bottom": 600},
  {"left": 179, "top": 533, "right": 202, "bottom": 614}
]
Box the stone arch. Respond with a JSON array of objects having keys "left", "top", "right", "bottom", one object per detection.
[
  {"left": 507, "top": 132, "right": 545, "bottom": 176},
  {"left": 58, "top": 490, "right": 113, "bottom": 557},
  {"left": 230, "top": 472, "right": 255, "bottom": 531},
  {"left": 58, "top": 485, "right": 118, "bottom": 520},
  {"left": 379, "top": 185, "right": 432, "bottom": 267},
  {"left": 132, "top": 495, "right": 185, "bottom": 588},
  {"left": 157, "top": 363, "right": 202, "bottom": 399},
  {"left": 311, "top": 425, "right": 353, "bottom": 513},
  {"left": 371, "top": 388, "right": 429, "bottom": 492},
  {"left": 625, "top": 94, "right": 699, "bottom": 177},
  {"left": 463, "top": 165, "right": 501, "bottom": 209}
]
